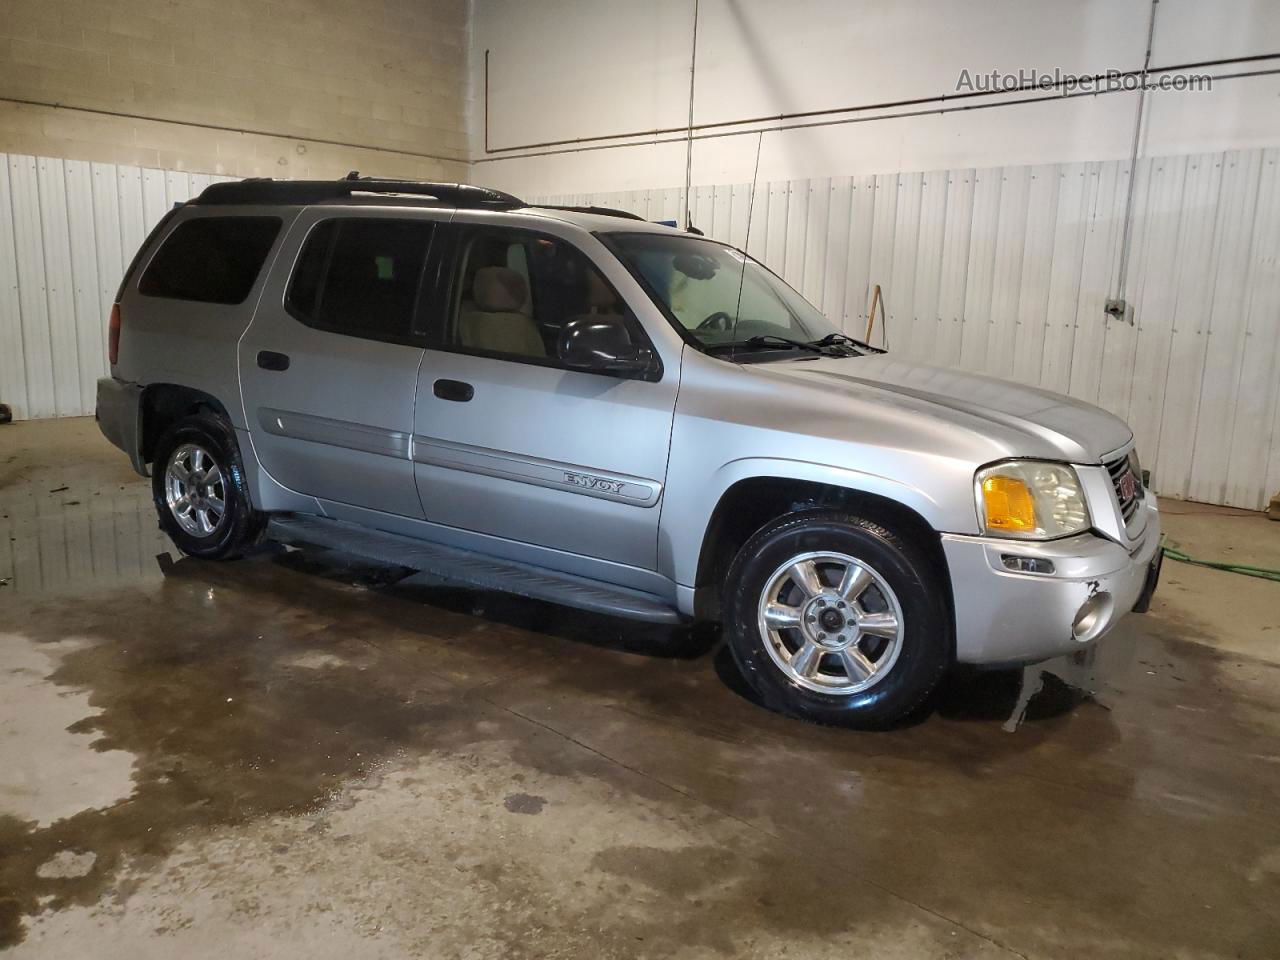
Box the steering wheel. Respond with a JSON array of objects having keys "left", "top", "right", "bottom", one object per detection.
[{"left": 697, "top": 310, "right": 734, "bottom": 332}]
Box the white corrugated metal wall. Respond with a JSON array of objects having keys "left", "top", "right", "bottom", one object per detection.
[
  {"left": 0, "top": 153, "right": 234, "bottom": 421},
  {"left": 537, "top": 147, "right": 1280, "bottom": 511}
]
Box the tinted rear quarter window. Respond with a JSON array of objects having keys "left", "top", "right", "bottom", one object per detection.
[{"left": 138, "top": 216, "right": 281, "bottom": 304}]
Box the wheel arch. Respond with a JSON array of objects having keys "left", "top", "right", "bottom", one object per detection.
[
  {"left": 139, "top": 383, "right": 236, "bottom": 469},
  {"left": 690, "top": 470, "right": 953, "bottom": 629}
]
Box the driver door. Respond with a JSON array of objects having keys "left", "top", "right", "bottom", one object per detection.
[{"left": 412, "top": 224, "right": 678, "bottom": 571}]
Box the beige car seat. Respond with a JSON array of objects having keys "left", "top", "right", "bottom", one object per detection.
[
  {"left": 458, "top": 266, "right": 546, "bottom": 357},
  {"left": 565, "top": 269, "right": 625, "bottom": 328}
]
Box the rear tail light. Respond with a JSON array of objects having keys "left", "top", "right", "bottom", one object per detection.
[{"left": 108, "top": 303, "right": 121, "bottom": 365}]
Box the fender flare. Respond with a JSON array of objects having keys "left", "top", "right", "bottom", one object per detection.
[{"left": 665, "top": 456, "right": 952, "bottom": 589}]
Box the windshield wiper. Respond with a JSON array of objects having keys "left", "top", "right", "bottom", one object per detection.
[
  {"left": 808, "top": 332, "right": 884, "bottom": 355},
  {"left": 705, "top": 335, "right": 827, "bottom": 355},
  {"left": 706, "top": 333, "right": 883, "bottom": 357}
]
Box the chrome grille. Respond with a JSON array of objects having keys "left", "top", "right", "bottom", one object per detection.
[{"left": 1105, "top": 451, "right": 1142, "bottom": 524}]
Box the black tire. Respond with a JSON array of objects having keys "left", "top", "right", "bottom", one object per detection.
[
  {"left": 723, "top": 511, "right": 950, "bottom": 728},
  {"left": 151, "top": 412, "right": 264, "bottom": 559}
]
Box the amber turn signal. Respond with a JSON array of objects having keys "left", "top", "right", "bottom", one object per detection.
[{"left": 981, "top": 475, "right": 1037, "bottom": 533}]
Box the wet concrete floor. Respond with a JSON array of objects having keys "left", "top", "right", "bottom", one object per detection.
[{"left": 2, "top": 418, "right": 1279, "bottom": 958}]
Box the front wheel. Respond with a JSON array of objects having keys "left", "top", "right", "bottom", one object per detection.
[
  {"left": 151, "top": 413, "right": 264, "bottom": 559},
  {"left": 723, "top": 511, "right": 950, "bottom": 727}
]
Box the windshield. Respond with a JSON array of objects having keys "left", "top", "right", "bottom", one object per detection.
[{"left": 606, "top": 231, "right": 845, "bottom": 354}]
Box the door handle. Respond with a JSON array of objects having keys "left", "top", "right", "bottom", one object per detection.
[
  {"left": 257, "top": 350, "right": 290, "bottom": 372},
  {"left": 433, "top": 379, "right": 474, "bottom": 402}
]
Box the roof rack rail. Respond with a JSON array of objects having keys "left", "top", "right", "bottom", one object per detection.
[
  {"left": 191, "top": 176, "right": 524, "bottom": 209},
  {"left": 534, "top": 204, "right": 646, "bottom": 222}
]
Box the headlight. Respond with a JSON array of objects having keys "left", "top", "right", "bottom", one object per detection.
[{"left": 975, "top": 460, "right": 1090, "bottom": 540}]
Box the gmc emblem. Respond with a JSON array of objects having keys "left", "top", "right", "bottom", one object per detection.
[{"left": 1119, "top": 469, "right": 1139, "bottom": 501}]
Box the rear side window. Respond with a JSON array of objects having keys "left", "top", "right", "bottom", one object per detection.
[
  {"left": 138, "top": 216, "right": 281, "bottom": 304},
  {"left": 286, "top": 218, "right": 435, "bottom": 343}
]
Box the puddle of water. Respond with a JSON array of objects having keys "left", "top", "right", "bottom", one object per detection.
[
  {"left": 0, "top": 485, "right": 171, "bottom": 597},
  {"left": 1000, "top": 646, "right": 1111, "bottom": 732},
  {"left": 0, "top": 552, "right": 486, "bottom": 948}
]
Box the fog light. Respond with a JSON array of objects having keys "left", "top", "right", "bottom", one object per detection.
[
  {"left": 1001, "top": 554, "right": 1055, "bottom": 575},
  {"left": 1072, "top": 592, "right": 1114, "bottom": 643}
]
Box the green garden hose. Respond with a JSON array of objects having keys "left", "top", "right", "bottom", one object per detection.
[{"left": 1161, "top": 537, "right": 1280, "bottom": 582}]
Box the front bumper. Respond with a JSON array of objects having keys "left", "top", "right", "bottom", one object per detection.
[
  {"left": 95, "top": 376, "right": 148, "bottom": 476},
  {"left": 941, "top": 491, "right": 1161, "bottom": 665}
]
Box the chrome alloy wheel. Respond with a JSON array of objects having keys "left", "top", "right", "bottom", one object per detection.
[
  {"left": 756, "top": 551, "right": 905, "bottom": 695},
  {"left": 164, "top": 443, "right": 227, "bottom": 538}
]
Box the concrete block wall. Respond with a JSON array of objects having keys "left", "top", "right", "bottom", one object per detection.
[{"left": 0, "top": 0, "right": 469, "bottom": 180}]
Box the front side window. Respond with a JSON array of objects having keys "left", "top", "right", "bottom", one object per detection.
[
  {"left": 287, "top": 218, "right": 435, "bottom": 342},
  {"left": 444, "top": 227, "right": 642, "bottom": 364},
  {"left": 607, "top": 231, "right": 847, "bottom": 358},
  {"left": 139, "top": 216, "right": 281, "bottom": 304}
]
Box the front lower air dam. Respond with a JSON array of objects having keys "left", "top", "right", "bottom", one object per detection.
[{"left": 1072, "top": 591, "right": 1114, "bottom": 643}]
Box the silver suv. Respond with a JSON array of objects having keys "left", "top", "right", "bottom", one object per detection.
[{"left": 96, "top": 176, "right": 1162, "bottom": 727}]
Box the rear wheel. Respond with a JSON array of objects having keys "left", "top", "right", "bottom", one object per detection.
[
  {"left": 151, "top": 413, "right": 264, "bottom": 559},
  {"left": 724, "top": 511, "right": 950, "bottom": 727}
]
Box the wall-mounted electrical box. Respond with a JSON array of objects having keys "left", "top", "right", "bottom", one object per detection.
[{"left": 1104, "top": 299, "right": 1135, "bottom": 325}]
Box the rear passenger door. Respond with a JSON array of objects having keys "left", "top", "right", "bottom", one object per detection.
[{"left": 239, "top": 210, "right": 439, "bottom": 518}]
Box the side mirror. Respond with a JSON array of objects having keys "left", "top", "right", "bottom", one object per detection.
[{"left": 557, "top": 316, "right": 654, "bottom": 377}]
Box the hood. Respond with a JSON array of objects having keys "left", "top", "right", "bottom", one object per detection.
[{"left": 758, "top": 354, "right": 1132, "bottom": 463}]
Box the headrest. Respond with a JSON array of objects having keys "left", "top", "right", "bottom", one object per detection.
[
  {"left": 587, "top": 270, "right": 616, "bottom": 309},
  {"left": 474, "top": 266, "right": 528, "bottom": 312}
]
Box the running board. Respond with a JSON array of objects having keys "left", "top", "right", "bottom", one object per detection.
[{"left": 266, "top": 514, "right": 683, "bottom": 625}]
